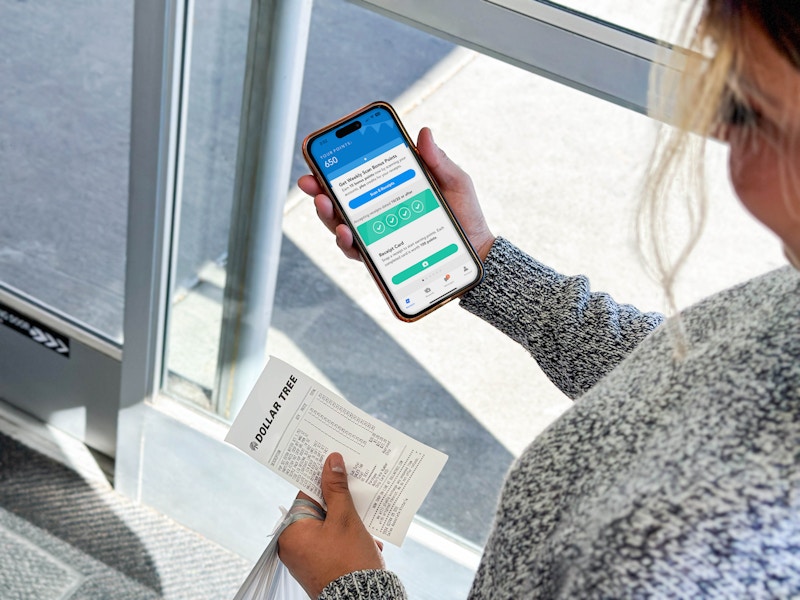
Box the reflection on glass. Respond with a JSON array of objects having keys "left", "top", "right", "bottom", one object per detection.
[
  {"left": 165, "top": 1, "right": 249, "bottom": 410},
  {"left": 0, "top": 1, "right": 132, "bottom": 341}
]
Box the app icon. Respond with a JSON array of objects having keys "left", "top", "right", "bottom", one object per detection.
[{"left": 444, "top": 274, "right": 451, "bottom": 282}]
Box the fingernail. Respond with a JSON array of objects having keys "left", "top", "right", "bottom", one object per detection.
[{"left": 329, "top": 453, "right": 346, "bottom": 474}]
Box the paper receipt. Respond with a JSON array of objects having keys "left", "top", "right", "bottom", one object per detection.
[{"left": 225, "top": 356, "right": 448, "bottom": 546}]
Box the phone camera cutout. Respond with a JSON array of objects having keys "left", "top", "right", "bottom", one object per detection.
[{"left": 336, "top": 120, "right": 362, "bottom": 138}]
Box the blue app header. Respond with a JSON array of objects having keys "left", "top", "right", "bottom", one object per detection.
[{"left": 310, "top": 107, "right": 406, "bottom": 180}]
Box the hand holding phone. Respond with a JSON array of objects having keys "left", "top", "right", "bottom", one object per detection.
[
  {"left": 299, "top": 126, "right": 496, "bottom": 264},
  {"left": 302, "top": 102, "right": 486, "bottom": 321}
]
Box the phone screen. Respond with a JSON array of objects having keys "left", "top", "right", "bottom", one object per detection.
[{"left": 304, "top": 103, "right": 483, "bottom": 320}]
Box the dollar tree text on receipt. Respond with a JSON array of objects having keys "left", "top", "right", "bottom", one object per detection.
[{"left": 225, "top": 356, "right": 448, "bottom": 546}]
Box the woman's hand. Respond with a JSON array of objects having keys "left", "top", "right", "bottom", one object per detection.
[
  {"left": 278, "top": 453, "right": 385, "bottom": 599},
  {"left": 298, "top": 126, "right": 496, "bottom": 262}
]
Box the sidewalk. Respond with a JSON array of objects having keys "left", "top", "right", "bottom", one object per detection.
[
  {"left": 278, "top": 45, "right": 783, "bottom": 449},
  {"left": 270, "top": 47, "right": 784, "bottom": 545},
  {"left": 168, "top": 44, "right": 785, "bottom": 551}
]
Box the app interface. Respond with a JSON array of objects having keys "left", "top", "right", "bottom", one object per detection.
[{"left": 309, "top": 106, "right": 479, "bottom": 316}]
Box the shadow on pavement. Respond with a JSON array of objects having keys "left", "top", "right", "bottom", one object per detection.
[{"left": 271, "top": 236, "right": 512, "bottom": 546}]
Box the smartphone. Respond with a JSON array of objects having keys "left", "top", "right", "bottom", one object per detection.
[{"left": 302, "top": 101, "right": 484, "bottom": 321}]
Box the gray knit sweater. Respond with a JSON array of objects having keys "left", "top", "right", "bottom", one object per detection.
[{"left": 319, "top": 237, "right": 800, "bottom": 599}]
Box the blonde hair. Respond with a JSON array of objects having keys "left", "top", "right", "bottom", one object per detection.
[{"left": 639, "top": 0, "right": 749, "bottom": 355}]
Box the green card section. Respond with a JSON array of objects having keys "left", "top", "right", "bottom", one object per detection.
[
  {"left": 356, "top": 188, "right": 439, "bottom": 246},
  {"left": 391, "top": 243, "right": 458, "bottom": 285}
]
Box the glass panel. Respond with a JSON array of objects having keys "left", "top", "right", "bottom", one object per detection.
[
  {"left": 164, "top": 0, "right": 455, "bottom": 407},
  {"left": 164, "top": 0, "right": 781, "bottom": 562},
  {"left": 165, "top": 0, "right": 250, "bottom": 408},
  {"left": 0, "top": 1, "right": 132, "bottom": 342}
]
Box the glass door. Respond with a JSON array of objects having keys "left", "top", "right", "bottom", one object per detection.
[
  {"left": 0, "top": 0, "right": 133, "bottom": 456},
  {"left": 117, "top": 2, "right": 489, "bottom": 593},
  {"left": 21, "top": 0, "right": 775, "bottom": 598},
  {"left": 115, "top": 0, "right": 317, "bottom": 560},
  {"left": 117, "top": 0, "right": 695, "bottom": 584}
]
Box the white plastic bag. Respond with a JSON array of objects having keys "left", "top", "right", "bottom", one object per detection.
[{"left": 233, "top": 499, "right": 326, "bottom": 600}]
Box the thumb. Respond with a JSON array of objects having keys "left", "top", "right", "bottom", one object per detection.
[
  {"left": 416, "top": 127, "right": 471, "bottom": 193},
  {"left": 321, "top": 453, "right": 358, "bottom": 523}
]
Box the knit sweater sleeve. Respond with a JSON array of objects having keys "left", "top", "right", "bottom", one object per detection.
[
  {"left": 318, "top": 570, "right": 407, "bottom": 600},
  {"left": 459, "top": 237, "right": 665, "bottom": 399}
]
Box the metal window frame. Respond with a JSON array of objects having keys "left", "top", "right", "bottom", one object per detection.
[
  {"left": 116, "top": 0, "right": 184, "bottom": 501},
  {"left": 347, "top": 0, "right": 684, "bottom": 115},
  {"left": 486, "top": 0, "right": 667, "bottom": 60},
  {"left": 115, "top": 0, "right": 317, "bottom": 553}
]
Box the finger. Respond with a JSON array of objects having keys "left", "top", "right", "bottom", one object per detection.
[
  {"left": 417, "top": 127, "right": 472, "bottom": 193},
  {"left": 313, "top": 194, "right": 342, "bottom": 234},
  {"left": 320, "top": 453, "right": 359, "bottom": 527},
  {"left": 298, "top": 174, "right": 324, "bottom": 196},
  {"left": 375, "top": 539, "right": 384, "bottom": 552},
  {"left": 313, "top": 194, "right": 361, "bottom": 261},
  {"left": 334, "top": 224, "right": 361, "bottom": 261}
]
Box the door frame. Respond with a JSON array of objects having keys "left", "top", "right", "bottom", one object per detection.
[
  {"left": 348, "top": 0, "right": 684, "bottom": 116},
  {"left": 0, "top": 287, "right": 121, "bottom": 456},
  {"left": 114, "top": 0, "right": 316, "bottom": 559}
]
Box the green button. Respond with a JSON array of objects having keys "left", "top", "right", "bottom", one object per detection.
[
  {"left": 356, "top": 189, "right": 439, "bottom": 246},
  {"left": 391, "top": 243, "right": 459, "bottom": 285}
]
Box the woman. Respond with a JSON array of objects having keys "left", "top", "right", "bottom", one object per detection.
[{"left": 279, "top": 1, "right": 800, "bottom": 597}]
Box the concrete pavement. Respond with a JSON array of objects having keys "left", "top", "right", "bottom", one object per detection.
[{"left": 266, "top": 45, "right": 785, "bottom": 546}]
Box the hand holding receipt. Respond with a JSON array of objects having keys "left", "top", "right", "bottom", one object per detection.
[{"left": 225, "top": 356, "right": 448, "bottom": 547}]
